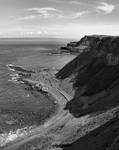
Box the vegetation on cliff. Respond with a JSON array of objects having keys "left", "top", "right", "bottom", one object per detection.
[{"left": 56, "top": 35, "right": 119, "bottom": 150}]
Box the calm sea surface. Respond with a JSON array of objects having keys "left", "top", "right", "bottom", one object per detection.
[{"left": 0, "top": 40, "right": 76, "bottom": 124}]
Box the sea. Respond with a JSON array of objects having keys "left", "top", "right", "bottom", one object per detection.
[{"left": 0, "top": 38, "right": 76, "bottom": 134}]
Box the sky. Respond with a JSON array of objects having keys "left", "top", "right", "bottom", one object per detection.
[{"left": 0, "top": 0, "right": 119, "bottom": 38}]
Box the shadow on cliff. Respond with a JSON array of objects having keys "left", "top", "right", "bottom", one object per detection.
[
  {"left": 56, "top": 35, "right": 119, "bottom": 117},
  {"left": 56, "top": 35, "right": 119, "bottom": 150}
]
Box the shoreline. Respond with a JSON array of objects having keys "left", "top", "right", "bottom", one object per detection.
[
  {"left": 0, "top": 64, "right": 60, "bottom": 147},
  {"left": 2, "top": 65, "right": 66, "bottom": 147},
  {"left": 3, "top": 63, "right": 119, "bottom": 150}
]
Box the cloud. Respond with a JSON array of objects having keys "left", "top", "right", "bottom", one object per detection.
[
  {"left": 71, "top": 11, "right": 89, "bottom": 19},
  {"left": 27, "top": 7, "right": 89, "bottom": 19},
  {"left": 27, "top": 7, "right": 62, "bottom": 18},
  {"left": 27, "top": 7, "right": 60, "bottom": 13},
  {"left": 95, "top": 2, "right": 115, "bottom": 14},
  {"left": 15, "top": 7, "right": 89, "bottom": 21},
  {"left": 16, "top": 15, "right": 36, "bottom": 21},
  {"left": 15, "top": 7, "right": 63, "bottom": 21},
  {"left": 49, "top": 0, "right": 93, "bottom": 7},
  {"left": 70, "top": 1, "right": 81, "bottom": 5},
  {"left": 48, "top": 0, "right": 69, "bottom": 3}
]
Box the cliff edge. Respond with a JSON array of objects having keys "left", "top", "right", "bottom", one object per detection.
[{"left": 56, "top": 35, "right": 119, "bottom": 150}]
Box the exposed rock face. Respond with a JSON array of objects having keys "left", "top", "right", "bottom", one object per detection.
[
  {"left": 56, "top": 35, "right": 119, "bottom": 150},
  {"left": 60, "top": 35, "right": 103, "bottom": 53},
  {"left": 57, "top": 35, "right": 119, "bottom": 116},
  {"left": 60, "top": 117, "right": 119, "bottom": 150}
]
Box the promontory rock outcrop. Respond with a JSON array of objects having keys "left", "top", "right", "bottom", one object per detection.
[
  {"left": 56, "top": 35, "right": 119, "bottom": 150},
  {"left": 60, "top": 35, "right": 104, "bottom": 53}
]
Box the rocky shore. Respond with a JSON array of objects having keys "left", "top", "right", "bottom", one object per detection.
[
  {"left": 0, "top": 64, "right": 58, "bottom": 148},
  {"left": 2, "top": 35, "right": 119, "bottom": 150},
  {"left": 56, "top": 35, "right": 119, "bottom": 150}
]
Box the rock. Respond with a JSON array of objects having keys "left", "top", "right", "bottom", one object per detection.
[
  {"left": 60, "top": 35, "right": 103, "bottom": 54},
  {"left": 61, "top": 117, "right": 119, "bottom": 150},
  {"left": 56, "top": 35, "right": 119, "bottom": 150},
  {"left": 57, "top": 35, "right": 119, "bottom": 116}
]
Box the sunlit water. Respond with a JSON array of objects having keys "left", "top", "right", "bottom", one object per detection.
[
  {"left": 0, "top": 41, "right": 76, "bottom": 100},
  {"left": 0, "top": 41, "right": 76, "bottom": 128},
  {"left": 0, "top": 41, "right": 119, "bottom": 150},
  {"left": 0, "top": 40, "right": 76, "bottom": 148}
]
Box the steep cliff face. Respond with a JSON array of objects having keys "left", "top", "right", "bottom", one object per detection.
[
  {"left": 56, "top": 35, "right": 119, "bottom": 150},
  {"left": 56, "top": 35, "right": 119, "bottom": 116},
  {"left": 57, "top": 35, "right": 119, "bottom": 80},
  {"left": 61, "top": 117, "right": 119, "bottom": 150},
  {"left": 56, "top": 35, "right": 105, "bottom": 79},
  {"left": 60, "top": 35, "right": 103, "bottom": 53}
]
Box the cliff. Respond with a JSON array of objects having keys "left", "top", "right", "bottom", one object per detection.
[
  {"left": 60, "top": 35, "right": 104, "bottom": 53},
  {"left": 56, "top": 35, "right": 119, "bottom": 150}
]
